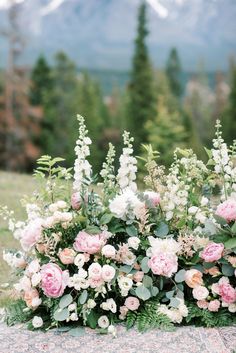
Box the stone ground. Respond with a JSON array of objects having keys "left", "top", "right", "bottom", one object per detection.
[{"left": 0, "top": 324, "right": 235, "bottom": 353}]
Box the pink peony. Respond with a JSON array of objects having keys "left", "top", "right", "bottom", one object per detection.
[
  {"left": 215, "top": 199, "right": 236, "bottom": 223},
  {"left": 192, "top": 285, "right": 209, "bottom": 300},
  {"left": 148, "top": 253, "right": 178, "bottom": 277},
  {"left": 102, "top": 265, "right": 116, "bottom": 282},
  {"left": 20, "top": 218, "right": 43, "bottom": 251},
  {"left": 200, "top": 242, "right": 224, "bottom": 263},
  {"left": 219, "top": 283, "right": 236, "bottom": 304},
  {"left": 208, "top": 299, "right": 220, "bottom": 312},
  {"left": 71, "top": 192, "right": 81, "bottom": 210},
  {"left": 40, "top": 263, "right": 69, "bottom": 298},
  {"left": 73, "top": 231, "right": 104, "bottom": 254},
  {"left": 58, "top": 248, "right": 76, "bottom": 265},
  {"left": 144, "top": 191, "right": 160, "bottom": 207},
  {"left": 124, "top": 296, "right": 140, "bottom": 311}
]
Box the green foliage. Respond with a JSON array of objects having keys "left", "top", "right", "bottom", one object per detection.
[
  {"left": 166, "top": 48, "right": 183, "bottom": 98},
  {"left": 126, "top": 301, "right": 174, "bottom": 332},
  {"left": 186, "top": 304, "right": 236, "bottom": 327},
  {"left": 5, "top": 299, "right": 32, "bottom": 326},
  {"left": 127, "top": 2, "right": 156, "bottom": 153}
]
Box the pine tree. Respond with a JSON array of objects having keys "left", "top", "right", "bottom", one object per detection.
[
  {"left": 166, "top": 48, "right": 182, "bottom": 98},
  {"left": 30, "top": 55, "right": 53, "bottom": 106},
  {"left": 127, "top": 2, "right": 156, "bottom": 153},
  {"left": 224, "top": 63, "right": 236, "bottom": 144}
]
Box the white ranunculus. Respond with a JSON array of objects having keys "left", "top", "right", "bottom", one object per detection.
[
  {"left": 98, "top": 315, "right": 109, "bottom": 328},
  {"left": 32, "top": 316, "right": 43, "bottom": 328},
  {"left": 128, "top": 236, "right": 140, "bottom": 250}
]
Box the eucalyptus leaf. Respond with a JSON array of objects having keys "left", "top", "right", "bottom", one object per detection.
[
  {"left": 100, "top": 213, "right": 113, "bottom": 224},
  {"left": 126, "top": 225, "right": 138, "bottom": 237},
  {"left": 174, "top": 269, "right": 186, "bottom": 283},
  {"left": 214, "top": 214, "right": 228, "bottom": 226},
  {"left": 69, "top": 327, "right": 85, "bottom": 337},
  {"left": 150, "top": 286, "right": 159, "bottom": 296},
  {"left": 170, "top": 298, "right": 180, "bottom": 308},
  {"left": 166, "top": 290, "right": 175, "bottom": 299},
  {"left": 222, "top": 264, "right": 235, "bottom": 276},
  {"left": 78, "top": 290, "right": 88, "bottom": 305},
  {"left": 141, "top": 257, "right": 150, "bottom": 273},
  {"left": 119, "top": 265, "right": 133, "bottom": 274},
  {"left": 142, "top": 275, "right": 153, "bottom": 288},
  {"left": 154, "top": 222, "right": 169, "bottom": 237},
  {"left": 53, "top": 308, "right": 69, "bottom": 322},
  {"left": 59, "top": 294, "right": 73, "bottom": 309},
  {"left": 135, "top": 285, "right": 151, "bottom": 301}
]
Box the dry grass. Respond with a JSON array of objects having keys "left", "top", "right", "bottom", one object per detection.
[{"left": 0, "top": 171, "right": 37, "bottom": 286}]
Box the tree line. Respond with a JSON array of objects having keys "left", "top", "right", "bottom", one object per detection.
[{"left": 0, "top": 2, "right": 235, "bottom": 173}]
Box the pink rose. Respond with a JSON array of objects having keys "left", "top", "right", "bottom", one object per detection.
[
  {"left": 185, "top": 269, "right": 203, "bottom": 288},
  {"left": 208, "top": 299, "right": 220, "bottom": 312},
  {"left": 133, "top": 271, "right": 144, "bottom": 282},
  {"left": 219, "top": 283, "right": 236, "bottom": 304},
  {"left": 124, "top": 296, "right": 140, "bottom": 311},
  {"left": 71, "top": 192, "right": 81, "bottom": 210},
  {"left": 216, "top": 199, "right": 236, "bottom": 223},
  {"left": 24, "top": 288, "right": 41, "bottom": 309},
  {"left": 197, "top": 300, "right": 208, "bottom": 309},
  {"left": 88, "top": 263, "right": 102, "bottom": 280},
  {"left": 102, "top": 265, "right": 116, "bottom": 282},
  {"left": 40, "top": 263, "right": 69, "bottom": 298},
  {"left": 200, "top": 242, "right": 224, "bottom": 262},
  {"left": 119, "top": 305, "right": 129, "bottom": 319},
  {"left": 144, "top": 191, "right": 160, "bottom": 207},
  {"left": 101, "top": 245, "right": 116, "bottom": 258},
  {"left": 20, "top": 218, "right": 43, "bottom": 251},
  {"left": 58, "top": 248, "right": 76, "bottom": 265},
  {"left": 192, "top": 285, "right": 209, "bottom": 300},
  {"left": 73, "top": 231, "right": 104, "bottom": 254},
  {"left": 148, "top": 253, "right": 178, "bottom": 277},
  {"left": 88, "top": 277, "right": 104, "bottom": 288}
]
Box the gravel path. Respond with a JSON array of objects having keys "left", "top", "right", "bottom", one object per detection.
[{"left": 0, "top": 324, "right": 235, "bottom": 353}]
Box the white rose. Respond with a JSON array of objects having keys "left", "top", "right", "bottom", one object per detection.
[
  {"left": 102, "top": 265, "right": 116, "bottom": 282},
  {"left": 68, "top": 303, "right": 77, "bottom": 312},
  {"left": 118, "top": 276, "right": 133, "bottom": 295},
  {"left": 87, "top": 299, "right": 96, "bottom": 309},
  {"left": 192, "top": 286, "right": 209, "bottom": 300},
  {"left": 31, "top": 273, "right": 41, "bottom": 287},
  {"left": 188, "top": 206, "right": 199, "bottom": 215},
  {"left": 98, "top": 315, "right": 109, "bottom": 328},
  {"left": 74, "top": 254, "right": 85, "bottom": 268},
  {"left": 101, "top": 245, "right": 116, "bottom": 258},
  {"left": 128, "top": 236, "right": 140, "bottom": 250},
  {"left": 32, "top": 316, "right": 43, "bottom": 328}
]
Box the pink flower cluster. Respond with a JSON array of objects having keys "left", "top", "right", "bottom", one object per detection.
[
  {"left": 73, "top": 231, "right": 105, "bottom": 254},
  {"left": 148, "top": 253, "right": 178, "bottom": 277},
  {"left": 216, "top": 199, "right": 236, "bottom": 223},
  {"left": 20, "top": 218, "right": 43, "bottom": 251},
  {"left": 40, "top": 263, "right": 69, "bottom": 298},
  {"left": 200, "top": 242, "right": 224, "bottom": 263}
]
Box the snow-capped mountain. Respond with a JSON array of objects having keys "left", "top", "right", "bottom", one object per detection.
[{"left": 0, "top": 0, "right": 236, "bottom": 70}]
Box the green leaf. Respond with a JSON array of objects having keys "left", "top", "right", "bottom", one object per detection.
[
  {"left": 177, "top": 218, "right": 186, "bottom": 228},
  {"left": 69, "top": 327, "right": 85, "bottom": 337},
  {"left": 59, "top": 294, "right": 73, "bottom": 309},
  {"left": 203, "top": 262, "right": 215, "bottom": 269},
  {"left": 166, "top": 290, "right": 175, "bottom": 299},
  {"left": 150, "top": 286, "right": 159, "bottom": 297},
  {"left": 224, "top": 237, "right": 236, "bottom": 250},
  {"left": 126, "top": 225, "right": 138, "bottom": 237},
  {"left": 78, "top": 290, "right": 88, "bottom": 305},
  {"left": 214, "top": 214, "right": 228, "bottom": 226},
  {"left": 222, "top": 264, "right": 235, "bottom": 276},
  {"left": 85, "top": 226, "right": 101, "bottom": 234},
  {"left": 231, "top": 222, "right": 236, "bottom": 234},
  {"left": 141, "top": 257, "right": 150, "bottom": 273},
  {"left": 135, "top": 285, "right": 151, "bottom": 301},
  {"left": 154, "top": 222, "right": 169, "bottom": 237},
  {"left": 119, "top": 265, "right": 133, "bottom": 274},
  {"left": 53, "top": 308, "right": 69, "bottom": 322},
  {"left": 174, "top": 269, "right": 186, "bottom": 283},
  {"left": 86, "top": 310, "right": 99, "bottom": 329},
  {"left": 100, "top": 213, "right": 113, "bottom": 224},
  {"left": 204, "top": 147, "right": 212, "bottom": 159},
  {"left": 142, "top": 275, "right": 153, "bottom": 288},
  {"left": 170, "top": 298, "right": 180, "bottom": 308}
]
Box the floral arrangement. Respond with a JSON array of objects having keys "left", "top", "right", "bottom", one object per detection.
[{"left": 1, "top": 116, "right": 236, "bottom": 336}]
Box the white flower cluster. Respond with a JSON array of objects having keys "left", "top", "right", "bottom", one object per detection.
[
  {"left": 100, "top": 143, "right": 116, "bottom": 195},
  {"left": 109, "top": 189, "right": 145, "bottom": 220},
  {"left": 3, "top": 250, "right": 26, "bottom": 269},
  {"left": 157, "top": 299, "right": 188, "bottom": 323},
  {"left": 211, "top": 120, "right": 236, "bottom": 198},
  {"left": 117, "top": 131, "right": 137, "bottom": 192},
  {"left": 73, "top": 115, "right": 92, "bottom": 194}
]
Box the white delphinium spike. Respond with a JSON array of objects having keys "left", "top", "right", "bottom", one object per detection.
[
  {"left": 100, "top": 143, "right": 116, "bottom": 198},
  {"left": 117, "top": 131, "right": 137, "bottom": 192},
  {"left": 211, "top": 119, "right": 236, "bottom": 199},
  {"left": 73, "top": 115, "right": 92, "bottom": 194}
]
